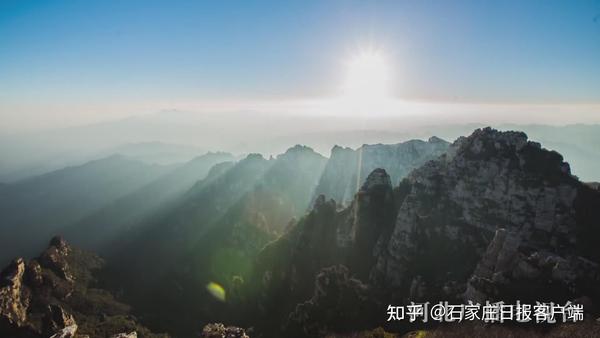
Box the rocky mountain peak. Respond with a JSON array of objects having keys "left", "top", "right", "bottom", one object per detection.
[
  {"left": 462, "top": 127, "right": 529, "bottom": 151},
  {"left": 243, "top": 153, "right": 265, "bottom": 162},
  {"left": 0, "top": 237, "right": 167, "bottom": 338},
  {"left": 0, "top": 257, "right": 28, "bottom": 328},
  {"left": 312, "top": 194, "right": 327, "bottom": 209},
  {"left": 276, "top": 145, "right": 326, "bottom": 164},
  {"left": 371, "top": 127, "right": 600, "bottom": 305},
  {"left": 330, "top": 145, "right": 353, "bottom": 154},
  {"left": 360, "top": 168, "right": 392, "bottom": 193},
  {"left": 315, "top": 138, "right": 449, "bottom": 205},
  {"left": 450, "top": 127, "right": 571, "bottom": 178},
  {"left": 427, "top": 136, "right": 446, "bottom": 143},
  {"left": 39, "top": 236, "right": 73, "bottom": 282},
  {"left": 49, "top": 236, "right": 70, "bottom": 255},
  {"left": 282, "top": 144, "right": 316, "bottom": 155},
  {"left": 232, "top": 128, "right": 599, "bottom": 337}
]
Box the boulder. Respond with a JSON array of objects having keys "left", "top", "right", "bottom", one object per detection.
[
  {"left": 110, "top": 332, "right": 138, "bottom": 338},
  {"left": 0, "top": 258, "right": 30, "bottom": 327},
  {"left": 201, "top": 323, "right": 249, "bottom": 338},
  {"left": 49, "top": 324, "right": 77, "bottom": 338},
  {"left": 43, "top": 304, "right": 76, "bottom": 337}
]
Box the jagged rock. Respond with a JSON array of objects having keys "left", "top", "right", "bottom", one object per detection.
[
  {"left": 201, "top": 323, "right": 249, "bottom": 338},
  {"left": 314, "top": 138, "right": 449, "bottom": 205},
  {"left": 255, "top": 127, "right": 600, "bottom": 337},
  {"left": 110, "top": 332, "right": 138, "bottom": 338},
  {"left": 0, "top": 237, "right": 168, "bottom": 338},
  {"left": 25, "top": 261, "right": 43, "bottom": 288},
  {"left": 465, "top": 227, "right": 600, "bottom": 302},
  {"left": 371, "top": 127, "right": 600, "bottom": 304},
  {"left": 360, "top": 168, "right": 392, "bottom": 191},
  {"left": 346, "top": 169, "right": 396, "bottom": 279},
  {"left": 474, "top": 229, "right": 521, "bottom": 279},
  {"left": 39, "top": 237, "right": 73, "bottom": 282},
  {"left": 49, "top": 324, "right": 77, "bottom": 338},
  {"left": 43, "top": 304, "right": 76, "bottom": 337},
  {"left": 336, "top": 168, "right": 394, "bottom": 249},
  {"left": 0, "top": 258, "right": 29, "bottom": 327},
  {"left": 285, "top": 265, "right": 376, "bottom": 337},
  {"left": 313, "top": 194, "right": 327, "bottom": 209},
  {"left": 50, "top": 236, "right": 71, "bottom": 256}
]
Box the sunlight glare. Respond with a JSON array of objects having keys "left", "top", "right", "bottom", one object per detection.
[
  {"left": 342, "top": 48, "right": 391, "bottom": 101},
  {"left": 332, "top": 47, "right": 398, "bottom": 116}
]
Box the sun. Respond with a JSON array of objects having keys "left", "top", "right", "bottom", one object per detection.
[
  {"left": 342, "top": 48, "right": 391, "bottom": 101},
  {"left": 326, "top": 47, "right": 399, "bottom": 117}
]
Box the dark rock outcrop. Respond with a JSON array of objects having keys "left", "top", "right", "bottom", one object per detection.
[
  {"left": 109, "top": 332, "right": 138, "bottom": 338},
  {"left": 201, "top": 323, "right": 249, "bottom": 338},
  {"left": 0, "top": 258, "right": 31, "bottom": 335},
  {"left": 44, "top": 304, "right": 76, "bottom": 336},
  {"left": 251, "top": 169, "right": 398, "bottom": 336},
  {"left": 371, "top": 128, "right": 600, "bottom": 305},
  {"left": 285, "top": 265, "right": 378, "bottom": 338},
  {"left": 0, "top": 236, "right": 168, "bottom": 338}
]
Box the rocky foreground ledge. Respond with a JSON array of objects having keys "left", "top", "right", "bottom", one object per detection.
[
  {"left": 0, "top": 236, "right": 167, "bottom": 338},
  {"left": 201, "top": 323, "right": 249, "bottom": 337}
]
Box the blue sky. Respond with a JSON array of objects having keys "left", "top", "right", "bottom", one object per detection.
[{"left": 1, "top": 1, "right": 599, "bottom": 129}]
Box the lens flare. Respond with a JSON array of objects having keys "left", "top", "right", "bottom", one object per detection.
[{"left": 206, "top": 282, "right": 226, "bottom": 302}]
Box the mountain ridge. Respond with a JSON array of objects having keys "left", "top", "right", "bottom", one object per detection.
[{"left": 248, "top": 127, "right": 600, "bottom": 337}]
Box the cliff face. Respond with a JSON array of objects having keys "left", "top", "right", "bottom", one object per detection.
[
  {"left": 313, "top": 137, "right": 449, "bottom": 206},
  {"left": 371, "top": 128, "right": 600, "bottom": 304},
  {"left": 251, "top": 168, "right": 399, "bottom": 336},
  {"left": 0, "top": 237, "right": 166, "bottom": 338},
  {"left": 251, "top": 128, "right": 600, "bottom": 337}
]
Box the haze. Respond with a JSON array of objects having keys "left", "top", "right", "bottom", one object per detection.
[{"left": 1, "top": 1, "right": 599, "bottom": 181}]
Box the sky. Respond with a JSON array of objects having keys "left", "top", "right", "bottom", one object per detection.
[{"left": 1, "top": 0, "right": 600, "bottom": 131}]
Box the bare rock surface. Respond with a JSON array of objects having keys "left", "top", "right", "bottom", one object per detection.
[{"left": 0, "top": 236, "right": 168, "bottom": 338}]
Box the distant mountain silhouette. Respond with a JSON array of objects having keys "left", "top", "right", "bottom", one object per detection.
[
  {"left": 313, "top": 137, "right": 449, "bottom": 205},
  {"left": 0, "top": 155, "right": 170, "bottom": 264}
]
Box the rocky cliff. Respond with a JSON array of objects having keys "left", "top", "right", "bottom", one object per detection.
[
  {"left": 251, "top": 168, "right": 400, "bottom": 336},
  {"left": 0, "top": 237, "right": 167, "bottom": 338},
  {"left": 313, "top": 137, "right": 449, "bottom": 206},
  {"left": 251, "top": 128, "right": 600, "bottom": 336},
  {"left": 371, "top": 127, "right": 600, "bottom": 305}
]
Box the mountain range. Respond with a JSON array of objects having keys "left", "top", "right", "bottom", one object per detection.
[
  {"left": 1, "top": 127, "right": 599, "bottom": 337},
  {"left": 2, "top": 116, "right": 600, "bottom": 183}
]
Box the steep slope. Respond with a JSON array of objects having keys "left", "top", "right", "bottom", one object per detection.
[
  {"left": 107, "top": 146, "right": 327, "bottom": 337},
  {"left": 314, "top": 137, "right": 449, "bottom": 205},
  {"left": 0, "top": 236, "right": 167, "bottom": 338},
  {"left": 250, "top": 128, "right": 600, "bottom": 337},
  {"left": 371, "top": 128, "right": 600, "bottom": 304},
  {"left": 63, "top": 152, "right": 234, "bottom": 252},
  {"left": 0, "top": 155, "right": 170, "bottom": 265},
  {"left": 185, "top": 145, "right": 329, "bottom": 289},
  {"left": 249, "top": 168, "right": 398, "bottom": 337}
]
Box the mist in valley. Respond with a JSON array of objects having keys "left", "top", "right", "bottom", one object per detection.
[{"left": 2, "top": 1, "right": 600, "bottom": 337}]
